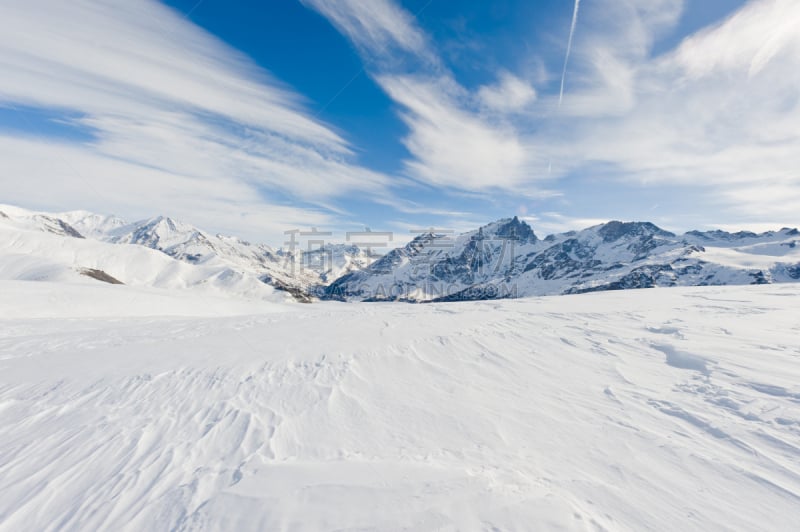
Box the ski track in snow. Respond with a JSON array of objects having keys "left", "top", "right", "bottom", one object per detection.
[{"left": 1, "top": 282, "right": 800, "bottom": 530}]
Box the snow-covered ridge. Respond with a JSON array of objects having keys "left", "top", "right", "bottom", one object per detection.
[
  {"left": 0, "top": 206, "right": 289, "bottom": 302},
  {"left": 2, "top": 204, "right": 798, "bottom": 302},
  {"left": 326, "top": 217, "right": 800, "bottom": 301},
  {"left": 1, "top": 205, "right": 374, "bottom": 302}
]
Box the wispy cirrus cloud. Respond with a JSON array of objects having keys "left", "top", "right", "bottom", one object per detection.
[
  {"left": 0, "top": 0, "right": 391, "bottom": 241},
  {"left": 563, "top": 0, "right": 800, "bottom": 194},
  {"left": 307, "top": 0, "right": 800, "bottom": 230},
  {"left": 0, "top": 134, "right": 343, "bottom": 240},
  {"left": 3, "top": 0, "right": 797, "bottom": 243},
  {"left": 378, "top": 75, "right": 534, "bottom": 190},
  {"left": 303, "top": 0, "right": 543, "bottom": 192},
  {"left": 477, "top": 72, "right": 537, "bottom": 114},
  {"left": 299, "top": 0, "right": 439, "bottom": 67}
]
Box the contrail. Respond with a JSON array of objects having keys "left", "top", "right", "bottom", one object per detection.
[{"left": 558, "top": 0, "right": 581, "bottom": 107}]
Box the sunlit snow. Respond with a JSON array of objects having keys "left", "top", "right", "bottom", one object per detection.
[{"left": 1, "top": 280, "right": 799, "bottom": 530}]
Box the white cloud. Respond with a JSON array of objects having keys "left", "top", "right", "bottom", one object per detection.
[
  {"left": 553, "top": 0, "right": 684, "bottom": 116},
  {"left": 304, "top": 0, "right": 548, "bottom": 190},
  {"left": 668, "top": 0, "right": 800, "bottom": 79},
  {"left": 477, "top": 72, "right": 537, "bottom": 113},
  {"left": 562, "top": 0, "right": 800, "bottom": 199},
  {"left": 0, "top": 135, "right": 340, "bottom": 244},
  {"left": 299, "top": 0, "right": 438, "bottom": 67},
  {"left": 77, "top": 111, "right": 388, "bottom": 201},
  {"left": 306, "top": 0, "right": 800, "bottom": 228},
  {"left": 378, "top": 75, "right": 534, "bottom": 190},
  {"left": 522, "top": 0, "right": 799, "bottom": 228},
  {"left": 4, "top": 0, "right": 796, "bottom": 240},
  {"left": 0, "top": 0, "right": 391, "bottom": 241},
  {"left": 521, "top": 212, "right": 611, "bottom": 236},
  {"left": 0, "top": 0, "right": 344, "bottom": 151}
]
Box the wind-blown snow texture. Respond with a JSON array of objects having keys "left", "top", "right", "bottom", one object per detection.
[{"left": 1, "top": 281, "right": 799, "bottom": 530}]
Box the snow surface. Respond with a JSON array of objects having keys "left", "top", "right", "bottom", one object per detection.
[{"left": 1, "top": 282, "right": 799, "bottom": 530}]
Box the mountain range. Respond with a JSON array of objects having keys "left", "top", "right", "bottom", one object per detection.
[
  {"left": 0, "top": 204, "right": 371, "bottom": 303},
  {"left": 1, "top": 204, "right": 798, "bottom": 302},
  {"left": 327, "top": 217, "right": 800, "bottom": 301}
]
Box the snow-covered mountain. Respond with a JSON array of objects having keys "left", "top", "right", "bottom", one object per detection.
[
  {"left": 326, "top": 217, "right": 800, "bottom": 301},
  {"left": 100, "top": 216, "right": 380, "bottom": 299},
  {"left": 301, "top": 243, "right": 376, "bottom": 284},
  {"left": 0, "top": 204, "right": 86, "bottom": 239},
  {"left": 58, "top": 210, "right": 128, "bottom": 239},
  {"left": 3, "top": 204, "right": 798, "bottom": 303},
  {"left": 0, "top": 221, "right": 286, "bottom": 303},
  {"left": 2, "top": 205, "right": 374, "bottom": 302},
  {"left": 100, "top": 215, "right": 323, "bottom": 300},
  {"left": 0, "top": 206, "right": 299, "bottom": 302}
]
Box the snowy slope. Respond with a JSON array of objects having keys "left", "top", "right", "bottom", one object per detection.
[
  {"left": 0, "top": 204, "right": 85, "bottom": 239},
  {"left": 100, "top": 217, "right": 377, "bottom": 296},
  {"left": 56, "top": 207, "right": 373, "bottom": 299},
  {"left": 78, "top": 213, "right": 322, "bottom": 299},
  {"left": 0, "top": 280, "right": 287, "bottom": 319},
  {"left": 327, "top": 218, "right": 800, "bottom": 301},
  {"left": 1, "top": 282, "right": 799, "bottom": 530},
  {"left": 0, "top": 213, "right": 288, "bottom": 302},
  {"left": 0, "top": 205, "right": 320, "bottom": 301}
]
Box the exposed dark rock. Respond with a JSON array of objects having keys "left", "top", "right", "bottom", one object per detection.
[
  {"left": 598, "top": 221, "right": 674, "bottom": 242},
  {"left": 322, "top": 216, "right": 797, "bottom": 303},
  {"left": 568, "top": 264, "right": 675, "bottom": 294},
  {"left": 491, "top": 217, "right": 537, "bottom": 243},
  {"left": 262, "top": 275, "right": 313, "bottom": 303},
  {"left": 686, "top": 229, "right": 758, "bottom": 241},
  {"left": 33, "top": 215, "right": 85, "bottom": 238},
  {"left": 78, "top": 268, "right": 124, "bottom": 285}
]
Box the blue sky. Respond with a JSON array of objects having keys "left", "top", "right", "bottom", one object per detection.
[{"left": 1, "top": 0, "right": 798, "bottom": 245}]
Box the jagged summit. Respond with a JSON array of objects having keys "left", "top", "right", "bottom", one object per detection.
[
  {"left": 473, "top": 216, "right": 537, "bottom": 243},
  {"left": 1, "top": 205, "right": 373, "bottom": 301},
  {"left": 58, "top": 210, "right": 128, "bottom": 240},
  {"left": 0, "top": 205, "right": 85, "bottom": 239},
  {"left": 596, "top": 221, "right": 675, "bottom": 242},
  {"left": 685, "top": 229, "right": 758, "bottom": 241},
  {"left": 3, "top": 204, "right": 799, "bottom": 303},
  {"left": 685, "top": 227, "right": 800, "bottom": 242},
  {"left": 110, "top": 215, "right": 203, "bottom": 251},
  {"left": 324, "top": 216, "right": 800, "bottom": 302}
]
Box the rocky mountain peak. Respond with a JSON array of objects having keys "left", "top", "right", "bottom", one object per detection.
[
  {"left": 478, "top": 216, "right": 537, "bottom": 243},
  {"left": 597, "top": 221, "right": 674, "bottom": 242}
]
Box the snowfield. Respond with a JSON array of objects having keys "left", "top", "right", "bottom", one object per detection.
[{"left": 1, "top": 281, "right": 799, "bottom": 531}]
